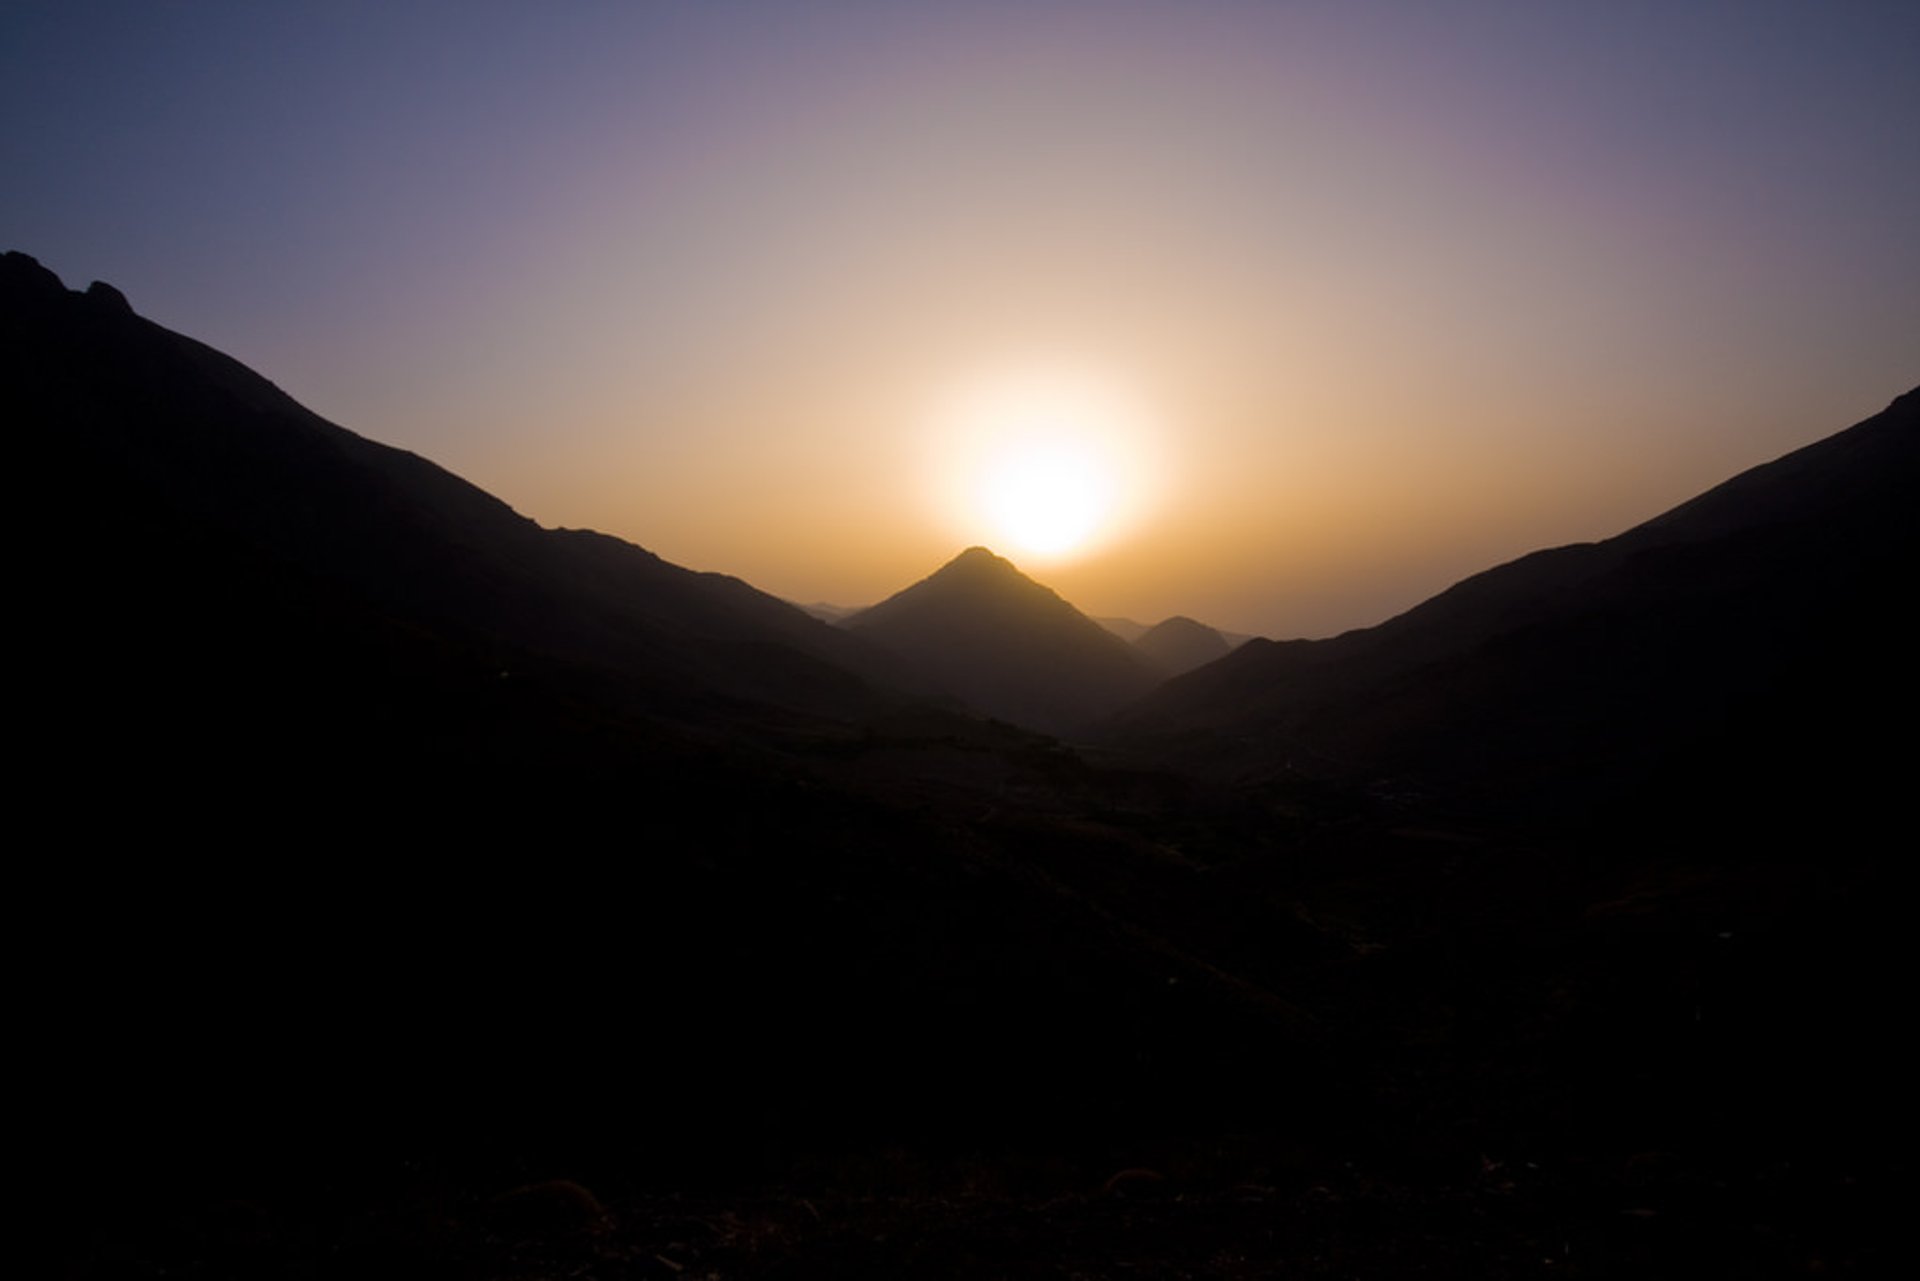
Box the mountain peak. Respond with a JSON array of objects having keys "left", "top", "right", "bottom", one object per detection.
[
  {"left": 1, "top": 250, "right": 67, "bottom": 302},
  {"left": 935, "top": 545, "right": 1020, "bottom": 577},
  {"left": 0, "top": 253, "right": 135, "bottom": 317},
  {"left": 85, "top": 279, "right": 133, "bottom": 315},
  {"left": 845, "top": 547, "right": 1161, "bottom": 734},
  {"left": 854, "top": 546, "right": 1065, "bottom": 628}
]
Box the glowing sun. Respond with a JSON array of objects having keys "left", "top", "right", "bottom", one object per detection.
[{"left": 928, "top": 365, "right": 1160, "bottom": 563}]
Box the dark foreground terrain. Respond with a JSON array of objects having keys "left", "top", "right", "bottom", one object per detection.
[
  {"left": 40, "top": 729, "right": 1901, "bottom": 1279},
  {"left": 13, "top": 252, "right": 1906, "bottom": 1276}
]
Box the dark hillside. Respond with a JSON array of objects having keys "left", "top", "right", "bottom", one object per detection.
[
  {"left": 1113, "top": 388, "right": 1920, "bottom": 831},
  {"left": 5, "top": 251, "right": 923, "bottom": 741}
]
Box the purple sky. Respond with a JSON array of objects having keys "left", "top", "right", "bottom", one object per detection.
[{"left": 6, "top": 2, "right": 1916, "bottom": 636}]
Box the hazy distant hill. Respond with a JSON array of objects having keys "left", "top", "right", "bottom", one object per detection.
[
  {"left": 844, "top": 546, "right": 1164, "bottom": 734},
  {"left": 1114, "top": 386, "right": 1920, "bottom": 827},
  {"left": 795, "top": 599, "right": 863, "bottom": 623},
  {"left": 1100, "top": 614, "right": 1261, "bottom": 650},
  {"left": 1133, "top": 614, "right": 1232, "bottom": 675},
  {"left": 1095, "top": 614, "right": 1152, "bottom": 642}
]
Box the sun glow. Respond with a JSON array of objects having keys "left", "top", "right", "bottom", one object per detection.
[{"left": 928, "top": 365, "right": 1161, "bottom": 563}]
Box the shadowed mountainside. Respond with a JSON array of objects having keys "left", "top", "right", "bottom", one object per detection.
[
  {"left": 843, "top": 546, "right": 1164, "bottom": 734},
  {"left": 1111, "top": 386, "right": 1920, "bottom": 828},
  {"left": 5, "top": 249, "right": 930, "bottom": 752}
]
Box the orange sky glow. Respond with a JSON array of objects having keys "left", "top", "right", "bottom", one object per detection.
[{"left": 5, "top": 3, "right": 1915, "bottom": 637}]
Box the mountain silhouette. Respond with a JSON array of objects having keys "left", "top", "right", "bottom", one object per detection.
[
  {"left": 3, "top": 250, "right": 938, "bottom": 793},
  {"left": 10, "top": 251, "right": 1326, "bottom": 1195},
  {"left": 843, "top": 546, "right": 1164, "bottom": 734},
  {"left": 1114, "top": 386, "right": 1920, "bottom": 828},
  {"left": 1133, "top": 614, "right": 1232, "bottom": 675},
  {"left": 16, "top": 248, "right": 1906, "bottom": 1269}
]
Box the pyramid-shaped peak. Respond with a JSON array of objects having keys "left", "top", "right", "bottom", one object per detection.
[
  {"left": 854, "top": 546, "right": 1060, "bottom": 624},
  {"left": 926, "top": 545, "right": 1049, "bottom": 588},
  {"left": 936, "top": 546, "right": 1022, "bottom": 576},
  {"left": 843, "top": 545, "right": 1160, "bottom": 734}
]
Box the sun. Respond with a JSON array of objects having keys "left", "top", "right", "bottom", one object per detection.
[
  {"left": 980, "top": 438, "right": 1113, "bottom": 558},
  {"left": 927, "top": 364, "right": 1159, "bottom": 563}
]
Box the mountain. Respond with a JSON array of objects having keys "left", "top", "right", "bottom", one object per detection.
[
  {"left": 1112, "top": 386, "right": 1920, "bottom": 828},
  {"left": 1133, "top": 614, "right": 1232, "bottom": 675},
  {"left": 16, "top": 248, "right": 1905, "bottom": 1270},
  {"left": 3, "top": 250, "right": 934, "bottom": 779},
  {"left": 843, "top": 546, "right": 1164, "bottom": 734},
  {"left": 9, "top": 251, "right": 1327, "bottom": 1200},
  {"left": 1101, "top": 614, "right": 1261, "bottom": 650}
]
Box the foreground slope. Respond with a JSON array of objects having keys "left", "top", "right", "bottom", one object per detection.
[
  {"left": 844, "top": 546, "right": 1164, "bottom": 734},
  {"left": 1114, "top": 387, "right": 1920, "bottom": 825}
]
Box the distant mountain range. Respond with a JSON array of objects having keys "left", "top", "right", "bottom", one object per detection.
[
  {"left": 7, "top": 247, "right": 1266, "bottom": 770},
  {"left": 17, "top": 239, "right": 1909, "bottom": 817},
  {"left": 805, "top": 600, "right": 1251, "bottom": 680}
]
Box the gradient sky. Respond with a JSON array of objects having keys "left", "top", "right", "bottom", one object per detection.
[{"left": 6, "top": 1, "right": 1916, "bottom": 637}]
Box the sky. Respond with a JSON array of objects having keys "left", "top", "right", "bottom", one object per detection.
[{"left": 6, "top": 1, "right": 1916, "bottom": 638}]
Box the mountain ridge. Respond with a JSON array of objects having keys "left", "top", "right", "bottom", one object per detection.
[
  {"left": 5, "top": 249, "right": 942, "bottom": 766},
  {"left": 1111, "top": 384, "right": 1920, "bottom": 826}
]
